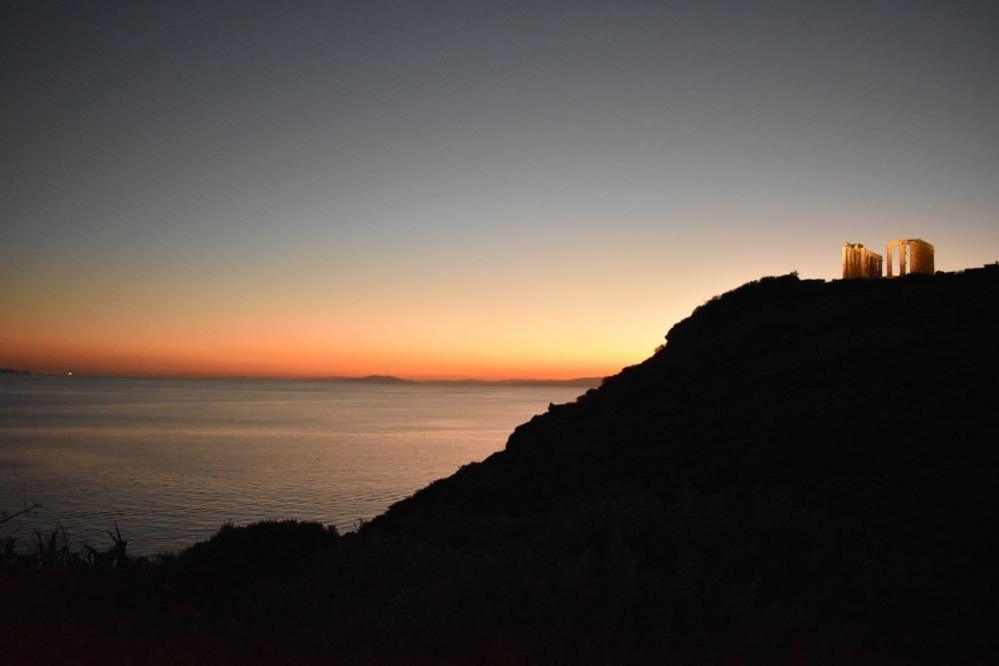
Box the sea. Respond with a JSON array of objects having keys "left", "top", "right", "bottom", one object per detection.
[{"left": 0, "top": 376, "right": 585, "bottom": 555}]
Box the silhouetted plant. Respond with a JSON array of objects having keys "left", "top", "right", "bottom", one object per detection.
[
  {"left": 0, "top": 502, "right": 42, "bottom": 526},
  {"left": 84, "top": 523, "right": 129, "bottom": 570}
]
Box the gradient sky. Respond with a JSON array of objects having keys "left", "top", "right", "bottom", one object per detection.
[{"left": 2, "top": 1, "right": 998, "bottom": 378}]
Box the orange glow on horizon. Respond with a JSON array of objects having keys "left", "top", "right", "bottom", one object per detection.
[
  {"left": 0, "top": 310, "right": 642, "bottom": 380},
  {"left": 0, "top": 340, "right": 631, "bottom": 381},
  {"left": 4, "top": 222, "right": 991, "bottom": 381}
]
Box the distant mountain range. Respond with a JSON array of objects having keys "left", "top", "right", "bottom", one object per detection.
[
  {"left": 0, "top": 370, "right": 600, "bottom": 386},
  {"left": 321, "top": 374, "right": 603, "bottom": 388}
]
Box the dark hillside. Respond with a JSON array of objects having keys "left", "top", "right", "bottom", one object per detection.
[
  {"left": 354, "top": 266, "right": 999, "bottom": 661},
  {"left": 3, "top": 266, "right": 998, "bottom": 664},
  {"left": 375, "top": 267, "right": 999, "bottom": 531}
]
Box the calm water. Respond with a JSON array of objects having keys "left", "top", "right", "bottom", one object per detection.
[{"left": 0, "top": 377, "right": 583, "bottom": 555}]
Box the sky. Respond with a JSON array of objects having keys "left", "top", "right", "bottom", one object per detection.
[{"left": 2, "top": 1, "right": 998, "bottom": 379}]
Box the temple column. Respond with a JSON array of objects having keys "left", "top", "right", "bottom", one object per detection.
[
  {"left": 886, "top": 244, "right": 893, "bottom": 277},
  {"left": 899, "top": 242, "right": 907, "bottom": 276}
]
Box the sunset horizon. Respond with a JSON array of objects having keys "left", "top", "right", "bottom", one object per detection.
[
  {"left": 5, "top": 250, "right": 996, "bottom": 380},
  {"left": 4, "top": 3, "right": 997, "bottom": 384}
]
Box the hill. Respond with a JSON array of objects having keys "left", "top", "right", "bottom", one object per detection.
[
  {"left": 378, "top": 266, "right": 999, "bottom": 530},
  {"left": 355, "top": 266, "right": 999, "bottom": 662},
  {"left": 3, "top": 266, "right": 998, "bottom": 664}
]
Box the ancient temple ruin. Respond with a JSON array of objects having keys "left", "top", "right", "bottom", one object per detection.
[
  {"left": 886, "top": 239, "right": 934, "bottom": 277},
  {"left": 841, "top": 238, "right": 935, "bottom": 279},
  {"left": 842, "top": 243, "right": 883, "bottom": 279}
]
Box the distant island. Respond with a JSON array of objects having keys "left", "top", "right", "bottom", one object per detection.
[
  {"left": 320, "top": 374, "right": 603, "bottom": 388},
  {"left": 321, "top": 374, "right": 413, "bottom": 384},
  {"left": 0, "top": 368, "right": 30, "bottom": 375}
]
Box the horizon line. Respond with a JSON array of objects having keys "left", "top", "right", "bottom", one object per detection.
[{"left": 4, "top": 370, "right": 606, "bottom": 385}]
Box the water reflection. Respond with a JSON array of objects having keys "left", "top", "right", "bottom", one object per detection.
[{"left": 0, "top": 377, "right": 583, "bottom": 554}]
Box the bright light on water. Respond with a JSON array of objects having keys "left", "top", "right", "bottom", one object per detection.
[{"left": 0, "top": 377, "right": 584, "bottom": 555}]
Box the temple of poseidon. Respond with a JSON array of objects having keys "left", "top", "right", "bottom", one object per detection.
[{"left": 842, "top": 239, "right": 934, "bottom": 279}]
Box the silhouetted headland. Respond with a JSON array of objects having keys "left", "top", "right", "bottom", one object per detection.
[
  {"left": 0, "top": 368, "right": 30, "bottom": 375},
  {"left": 3, "top": 265, "right": 998, "bottom": 664}
]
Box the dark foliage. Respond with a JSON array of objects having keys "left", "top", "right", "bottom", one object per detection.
[{"left": 2, "top": 267, "right": 998, "bottom": 664}]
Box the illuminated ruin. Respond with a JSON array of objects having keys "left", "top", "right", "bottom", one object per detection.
[
  {"left": 841, "top": 238, "right": 935, "bottom": 279},
  {"left": 886, "top": 239, "right": 934, "bottom": 277},
  {"left": 842, "top": 243, "right": 883, "bottom": 279}
]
